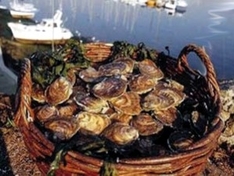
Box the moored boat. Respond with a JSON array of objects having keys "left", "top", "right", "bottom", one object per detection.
[
  {"left": 7, "top": 9, "right": 73, "bottom": 45},
  {"left": 9, "top": 0, "right": 38, "bottom": 19}
]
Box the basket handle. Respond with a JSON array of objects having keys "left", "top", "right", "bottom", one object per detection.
[
  {"left": 177, "top": 44, "right": 221, "bottom": 110},
  {"left": 14, "top": 58, "right": 34, "bottom": 127}
]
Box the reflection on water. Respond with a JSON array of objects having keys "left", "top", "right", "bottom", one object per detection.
[{"left": 0, "top": 0, "right": 234, "bottom": 80}]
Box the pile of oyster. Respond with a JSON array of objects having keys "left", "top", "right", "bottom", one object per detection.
[{"left": 30, "top": 40, "right": 214, "bottom": 158}]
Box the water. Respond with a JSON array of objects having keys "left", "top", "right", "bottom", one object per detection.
[{"left": 0, "top": 0, "right": 234, "bottom": 93}]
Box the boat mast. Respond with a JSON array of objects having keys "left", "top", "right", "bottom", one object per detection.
[{"left": 52, "top": 0, "right": 55, "bottom": 52}]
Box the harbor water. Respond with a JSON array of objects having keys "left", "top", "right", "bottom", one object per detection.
[{"left": 0, "top": 0, "right": 234, "bottom": 94}]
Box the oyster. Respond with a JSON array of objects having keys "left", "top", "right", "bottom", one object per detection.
[
  {"left": 154, "top": 107, "right": 178, "bottom": 127},
  {"left": 110, "top": 112, "right": 133, "bottom": 124},
  {"left": 44, "top": 115, "right": 80, "bottom": 140},
  {"left": 99, "top": 57, "right": 134, "bottom": 76},
  {"left": 45, "top": 76, "right": 73, "bottom": 106},
  {"left": 138, "top": 59, "right": 164, "bottom": 79},
  {"left": 34, "top": 104, "right": 58, "bottom": 123},
  {"left": 79, "top": 67, "right": 102, "bottom": 83},
  {"left": 31, "top": 84, "right": 46, "bottom": 103},
  {"left": 74, "top": 95, "right": 109, "bottom": 114},
  {"left": 142, "top": 89, "right": 175, "bottom": 111},
  {"left": 102, "top": 122, "right": 139, "bottom": 145},
  {"left": 57, "top": 102, "right": 79, "bottom": 116},
  {"left": 167, "top": 131, "right": 194, "bottom": 152},
  {"left": 129, "top": 74, "right": 157, "bottom": 94},
  {"left": 130, "top": 113, "right": 164, "bottom": 136},
  {"left": 113, "top": 57, "right": 135, "bottom": 73},
  {"left": 77, "top": 111, "right": 111, "bottom": 135},
  {"left": 163, "top": 79, "right": 185, "bottom": 92},
  {"left": 109, "top": 91, "right": 142, "bottom": 115},
  {"left": 92, "top": 76, "right": 127, "bottom": 100},
  {"left": 66, "top": 68, "right": 78, "bottom": 86},
  {"left": 142, "top": 87, "right": 185, "bottom": 111}
]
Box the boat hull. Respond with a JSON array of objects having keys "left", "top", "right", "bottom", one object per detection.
[
  {"left": 8, "top": 22, "right": 73, "bottom": 45},
  {"left": 10, "top": 10, "right": 35, "bottom": 19},
  {"left": 12, "top": 38, "right": 70, "bottom": 45}
]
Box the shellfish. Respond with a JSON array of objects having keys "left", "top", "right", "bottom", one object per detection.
[
  {"left": 130, "top": 113, "right": 164, "bottom": 136},
  {"left": 109, "top": 91, "right": 142, "bottom": 115},
  {"left": 44, "top": 115, "right": 80, "bottom": 140},
  {"left": 45, "top": 76, "right": 73, "bottom": 106},
  {"left": 92, "top": 76, "right": 127, "bottom": 100},
  {"left": 129, "top": 74, "right": 157, "bottom": 94},
  {"left": 102, "top": 122, "right": 139, "bottom": 145},
  {"left": 34, "top": 104, "right": 58, "bottom": 123},
  {"left": 77, "top": 111, "right": 111, "bottom": 135},
  {"left": 138, "top": 59, "right": 164, "bottom": 79}
]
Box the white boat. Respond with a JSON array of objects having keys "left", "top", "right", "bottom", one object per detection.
[
  {"left": 164, "top": 0, "right": 187, "bottom": 11},
  {"left": 176, "top": 0, "right": 188, "bottom": 11},
  {"left": 164, "top": 0, "right": 176, "bottom": 9},
  {"left": 7, "top": 9, "right": 74, "bottom": 44},
  {"left": 9, "top": 0, "right": 38, "bottom": 19},
  {"left": 121, "top": 0, "right": 147, "bottom": 6}
]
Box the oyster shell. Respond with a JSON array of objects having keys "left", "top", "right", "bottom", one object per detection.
[
  {"left": 142, "top": 87, "right": 185, "bottom": 111},
  {"left": 142, "top": 89, "right": 175, "bottom": 111},
  {"left": 102, "top": 122, "right": 139, "bottom": 145},
  {"left": 66, "top": 68, "right": 78, "bottom": 86},
  {"left": 79, "top": 67, "right": 102, "bottom": 83},
  {"left": 44, "top": 115, "right": 80, "bottom": 140},
  {"left": 167, "top": 131, "right": 194, "bottom": 152},
  {"left": 130, "top": 113, "right": 164, "bottom": 136},
  {"left": 110, "top": 112, "right": 133, "bottom": 124},
  {"left": 74, "top": 95, "right": 109, "bottom": 114},
  {"left": 138, "top": 59, "right": 164, "bottom": 79},
  {"left": 31, "top": 84, "right": 46, "bottom": 103},
  {"left": 57, "top": 102, "right": 79, "bottom": 116},
  {"left": 92, "top": 76, "right": 127, "bottom": 100},
  {"left": 154, "top": 107, "right": 178, "bottom": 127},
  {"left": 163, "top": 79, "right": 184, "bottom": 92},
  {"left": 45, "top": 76, "right": 73, "bottom": 106},
  {"left": 99, "top": 57, "right": 134, "bottom": 76},
  {"left": 129, "top": 74, "right": 157, "bottom": 94},
  {"left": 77, "top": 111, "right": 111, "bottom": 135},
  {"left": 109, "top": 91, "right": 142, "bottom": 115},
  {"left": 113, "top": 57, "right": 135, "bottom": 73},
  {"left": 34, "top": 104, "right": 58, "bottom": 123}
]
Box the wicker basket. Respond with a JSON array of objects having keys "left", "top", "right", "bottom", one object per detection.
[{"left": 14, "top": 43, "right": 224, "bottom": 176}]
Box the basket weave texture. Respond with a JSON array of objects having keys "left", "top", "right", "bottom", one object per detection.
[{"left": 14, "top": 42, "right": 224, "bottom": 176}]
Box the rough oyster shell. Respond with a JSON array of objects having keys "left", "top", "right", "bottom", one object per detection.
[
  {"left": 92, "top": 76, "right": 127, "bottom": 100},
  {"left": 74, "top": 95, "right": 109, "bottom": 114},
  {"left": 109, "top": 91, "right": 142, "bottom": 115},
  {"left": 154, "top": 107, "right": 178, "bottom": 127},
  {"left": 167, "top": 131, "right": 194, "bottom": 152},
  {"left": 138, "top": 59, "right": 164, "bottom": 79},
  {"left": 34, "top": 104, "right": 58, "bottom": 123},
  {"left": 99, "top": 57, "right": 134, "bottom": 76},
  {"left": 129, "top": 74, "right": 157, "bottom": 94},
  {"left": 79, "top": 67, "right": 102, "bottom": 83},
  {"left": 130, "top": 113, "right": 164, "bottom": 136},
  {"left": 45, "top": 76, "right": 73, "bottom": 106},
  {"left": 113, "top": 57, "right": 135, "bottom": 73},
  {"left": 57, "top": 102, "right": 78, "bottom": 116},
  {"left": 110, "top": 112, "right": 133, "bottom": 124},
  {"left": 102, "top": 122, "right": 139, "bottom": 145},
  {"left": 31, "top": 84, "right": 46, "bottom": 103},
  {"left": 44, "top": 115, "right": 80, "bottom": 140},
  {"left": 142, "top": 89, "right": 175, "bottom": 111},
  {"left": 77, "top": 111, "right": 111, "bottom": 135},
  {"left": 142, "top": 87, "right": 185, "bottom": 111}
]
